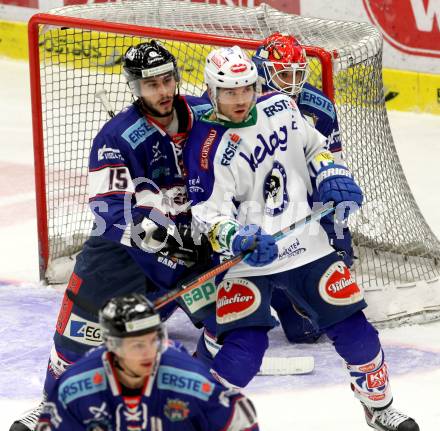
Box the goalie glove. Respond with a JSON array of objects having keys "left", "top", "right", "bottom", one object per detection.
[{"left": 316, "top": 164, "right": 363, "bottom": 222}]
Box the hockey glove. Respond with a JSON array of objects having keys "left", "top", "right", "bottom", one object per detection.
[
  {"left": 152, "top": 223, "right": 212, "bottom": 265},
  {"left": 231, "top": 224, "right": 278, "bottom": 267},
  {"left": 129, "top": 212, "right": 211, "bottom": 265},
  {"left": 320, "top": 218, "right": 355, "bottom": 267},
  {"left": 316, "top": 164, "right": 363, "bottom": 222}
]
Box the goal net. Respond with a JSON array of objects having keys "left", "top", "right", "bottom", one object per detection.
[{"left": 28, "top": 0, "right": 440, "bottom": 327}]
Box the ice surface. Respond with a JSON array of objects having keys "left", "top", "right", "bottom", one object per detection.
[{"left": 1, "top": 59, "right": 439, "bottom": 430}]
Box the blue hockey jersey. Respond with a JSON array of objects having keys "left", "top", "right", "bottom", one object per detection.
[
  {"left": 297, "top": 82, "right": 342, "bottom": 161},
  {"left": 37, "top": 343, "right": 259, "bottom": 431},
  {"left": 87, "top": 95, "right": 211, "bottom": 289},
  {"left": 297, "top": 84, "right": 353, "bottom": 259}
]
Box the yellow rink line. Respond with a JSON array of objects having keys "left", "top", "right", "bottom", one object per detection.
[{"left": 1, "top": 19, "right": 439, "bottom": 114}]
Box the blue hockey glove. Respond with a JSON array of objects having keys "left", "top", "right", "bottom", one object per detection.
[
  {"left": 231, "top": 224, "right": 278, "bottom": 267},
  {"left": 316, "top": 164, "right": 363, "bottom": 222}
]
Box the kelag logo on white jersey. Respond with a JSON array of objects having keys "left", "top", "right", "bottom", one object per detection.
[
  {"left": 263, "top": 161, "right": 289, "bottom": 216},
  {"left": 239, "top": 125, "right": 288, "bottom": 171}
]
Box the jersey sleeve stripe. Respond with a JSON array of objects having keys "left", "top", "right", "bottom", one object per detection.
[
  {"left": 89, "top": 163, "right": 126, "bottom": 172},
  {"left": 88, "top": 166, "right": 135, "bottom": 199}
]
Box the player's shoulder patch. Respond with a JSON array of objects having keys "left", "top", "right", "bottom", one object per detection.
[
  {"left": 120, "top": 115, "right": 159, "bottom": 150},
  {"left": 196, "top": 123, "right": 226, "bottom": 171},
  {"left": 157, "top": 364, "right": 215, "bottom": 401},
  {"left": 58, "top": 366, "right": 107, "bottom": 407},
  {"left": 298, "top": 83, "right": 335, "bottom": 120},
  {"left": 184, "top": 95, "right": 212, "bottom": 120}
]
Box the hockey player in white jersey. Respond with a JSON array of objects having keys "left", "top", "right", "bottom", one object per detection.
[
  {"left": 184, "top": 45, "right": 419, "bottom": 431},
  {"left": 251, "top": 32, "right": 353, "bottom": 344}
]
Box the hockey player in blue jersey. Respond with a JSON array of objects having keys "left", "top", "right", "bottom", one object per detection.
[
  {"left": 184, "top": 45, "right": 419, "bottom": 431},
  {"left": 250, "top": 32, "right": 354, "bottom": 344},
  {"left": 36, "top": 293, "right": 259, "bottom": 431},
  {"left": 10, "top": 41, "right": 213, "bottom": 431}
]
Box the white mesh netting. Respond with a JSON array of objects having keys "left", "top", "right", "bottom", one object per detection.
[{"left": 31, "top": 0, "right": 440, "bottom": 326}]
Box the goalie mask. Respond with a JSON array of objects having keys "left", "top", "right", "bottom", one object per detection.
[
  {"left": 253, "top": 33, "right": 309, "bottom": 97},
  {"left": 123, "top": 40, "right": 180, "bottom": 98},
  {"left": 99, "top": 293, "right": 167, "bottom": 360},
  {"left": 204, "top": 45, "right": 259, "bottom": 122}
]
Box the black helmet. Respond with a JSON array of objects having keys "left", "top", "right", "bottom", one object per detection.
[
  {"left": 99, "top": 294, "right": 163, "bottom": 340},
  {"left": 123, "top": 40, "right": 179, "bottom": 84}
]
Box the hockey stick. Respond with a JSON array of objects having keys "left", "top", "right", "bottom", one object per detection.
[
  {"left": 154, "top": 202, "right": 335, "bottom": 310},
  {"left": 95, "top": 87, "right": 116, "bottom": 118},
  {"left": 205, "top": 329, "right": 316, "bottom": 375},
  {"left": 259, "top": 356, "right": 315, "bottom": 375}
]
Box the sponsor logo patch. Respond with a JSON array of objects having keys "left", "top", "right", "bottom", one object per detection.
[
  {"left": 278, "top": 237, "right": 306, "bottom": 260},
  {"left": 158, "top": 366, "right": 214, "bottom": 401},
  {"left": 230, "top": 63, "right": 248, "bottom": 73},
  {"left": 239, "top": 125, "right": 288, "bottom": 172},
  {"left": 318, "top": 261, "right": 363, "bottom": 306},
  {"left": 366, "top": 363, "right": 388, "bottom": 389},
  {"left": 211, "top": 53, "right": 226, "bottom": 69},
  {"left": 67, "top": 272, "right": 83, "bottom": 295},
  {"left": 263, "top": 161, "right": 289, "bottom": 216},
  {"left": 221, "top": 133, "right": 241, "bottom": 166},
  {"left": 122, "top": 117, "right": 158, "bottom": 149},
  {"left": 56, "top": 293, "right": 73, "bottom": 336},
  {"left": 216, "top": 278, "right": 261, "bottom": 324},
  {"left": 262, "top": 98, "right": 291, "bottom": 118},
  {"left": 59, "top": 368, "right": 107, "bottom": 407},
  {"left": 188, "top": 176, "right": 204, "bottom": 193},
  {"left": 158, "top": 255, "right": 177, "bottom": 269},
  {"left": 368, "top": 393, "right": 386, "bottom": 401},
  {"left": 97, "top": 145, "right": 123, "bottom": 161},
  {"left": 182, "top": 280, "right": 216, "bottom": 314},
  {"left": 359, "top": 363, "right": 377, "bottom": 373},
  {"left": 64, "top": 313, "right": 102, "bottom": 346},
  {"left": 200, "top": 129, "right": 217, "bottom": 170},
  {"left": 164, "top": 398, "right": 190, "bottom": 422}
]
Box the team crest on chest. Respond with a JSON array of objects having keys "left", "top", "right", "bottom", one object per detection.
[
  {"left": 263, "top": 161, "right": 289, "bottom": 216},
  {"left": 164, "top": 398, "right": 190, "bottom": 422}
]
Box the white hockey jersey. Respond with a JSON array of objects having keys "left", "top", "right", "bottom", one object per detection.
[{"left": 184, "top": 92, "right": 335, "bottom": 278}]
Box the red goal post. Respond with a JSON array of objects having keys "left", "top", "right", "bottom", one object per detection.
[{"left": 28, "top": 13, "right": 334, "bottom": 279}]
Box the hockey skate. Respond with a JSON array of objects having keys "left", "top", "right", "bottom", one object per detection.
[
  {"left": 9, "top": 398, "right": 46, "bottom": 431},
  {"left": 362, "top": 401, "right": 419, "bottom": 431}
]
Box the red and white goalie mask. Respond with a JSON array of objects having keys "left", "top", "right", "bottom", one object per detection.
[{"left": 253, "top": 32, "right": 310, "bottom": 97}]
